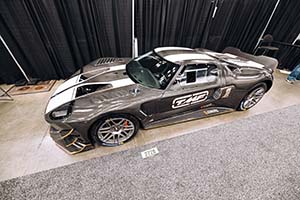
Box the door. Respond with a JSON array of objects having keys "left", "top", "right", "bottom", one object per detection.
[{"left": 152, "top": 63, "right": 223, "bottom": 121}]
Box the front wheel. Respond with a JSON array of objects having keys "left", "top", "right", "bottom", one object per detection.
[
  {"left": 238, "top": 84, "right": 267, "bottom": 111},
  {"left": 91, "top": 114, "right": 139, "bottom": 146}
]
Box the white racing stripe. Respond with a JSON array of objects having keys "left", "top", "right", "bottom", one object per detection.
[
  {"left": 46, "top": 87, "right": 76, "bottom": 114},
  {"left": 223, "top": 53, "right": 238, "bottom": 58},
  {"left": 110, "top": 78, "right": 135, "bottom": 88},
  {"left": 73, "top": 78, "right": 135, "bottom": 89},
  {"left": 164, "top": 53, "right": 213, "bottom": 63},
  {"left": 204, "top": 51, "right": 265, "bottom": 69},
  {"left": 46, "top": 64, "right": 131, "bottom": 113},
  {"left": 225, "top": 59, "right": 264, "bottom": 68},
  {"left": 155, "top": 47, "right": 192, "bottom": 52},
  {"left": 53, "top": 75, "right": 81, "bottom": 96},
  {"left": 46, "top": 78, "right": 134, "bottom": 114},
  {"left": 51, "top": 64, "right": 126, "bottom": 97},
  {"left": 109, "top": 64, "right": 126, "bottom": 71}
]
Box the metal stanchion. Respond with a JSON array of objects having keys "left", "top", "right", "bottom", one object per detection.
[
  {"left": 0, "top": 34, "right": 38, "bottom": 85},
  {"left": 131, "top": 0, "right": 135, "bottom": 58},
  {"left": 253, "top": 0, "right": 281, "bottom": 52}
]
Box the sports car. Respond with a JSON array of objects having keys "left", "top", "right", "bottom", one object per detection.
[{"left": 45, "top": 47, "right": 278, "bottom": 154}]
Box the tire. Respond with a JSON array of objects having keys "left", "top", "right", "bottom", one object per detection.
[
  {"left": 91, "top": 114, "right": 139, "bottom": 146},
  {"left": 238, "top": 83, "right": 267, "bottom": 111}
]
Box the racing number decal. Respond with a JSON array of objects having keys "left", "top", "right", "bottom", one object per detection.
[{"left": 172, "top": 91, "right": 209, "bottom": 109}]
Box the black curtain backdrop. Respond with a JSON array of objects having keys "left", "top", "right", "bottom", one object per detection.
[
  {"left": 135, "top": 0, "right": 278, "bottom": 54},
  {"left": 270, "top": 41, "right": 300, "bottom": 70},
  {"left": 278, "top": 46, "right": 300, "bottom": 70},
  {"left": 264, "top": 0, "right": 300, "bottom": 70},
  {"left": 1, "top": 0, "right": 300, "bottom": 83},
  {"left": 0, "top": 16, "right": 25, "bottom": 84},
  {"left": 135, "top": 0, "right": 215, "bottom": 54},
  {"left": 265, "top": 0, "right": 300, "bottom": 43},
  {"left": 206, "top": 0, "right": 278, "bottom": 53},
  {"left": 0, "top": 0, "right": 131, "bottom": 83}
]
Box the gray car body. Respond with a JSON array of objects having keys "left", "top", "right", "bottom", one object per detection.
[{"left": 44, "top": 47, "right": 277, "bottom": 154}]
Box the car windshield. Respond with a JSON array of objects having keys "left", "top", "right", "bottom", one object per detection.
[{"left": 126, "top": 51, "right": 180, "bottom": 89}]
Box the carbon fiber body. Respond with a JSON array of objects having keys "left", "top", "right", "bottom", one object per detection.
[{"left": 44, "top": 47, "right": 277, "bottom": 154}]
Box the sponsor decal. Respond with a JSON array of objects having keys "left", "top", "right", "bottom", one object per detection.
[
  {"left": 222, "top": 87, "right": 233, "bottom": 98},
  {"left": 172, "top": 91, "right": 209, "bottom": 109},
  {"left": 203, "top": 109, "right": 219, "bottom": 115}
]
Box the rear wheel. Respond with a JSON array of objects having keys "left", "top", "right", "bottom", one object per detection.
[
  {"left": 92, "top": 114, "right": 139, "bottom": 146},
  {"left": 238, "top": 84, "right": 267, "bottom": 111}
]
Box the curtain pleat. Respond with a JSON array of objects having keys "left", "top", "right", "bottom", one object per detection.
[
  {"left": 206, "top": 0, "right": 278, "bottom": 53},
  {"left": 1, "top": 0, "right": 300, "bottom": 83},
  {"left": 0, "top": 0, "right": 132, "bottom": 83},
  {"left": 135, "top": 0, "right": 214, "bottom": 54},
  {"left": 265, "top": 0, "right": 300, "bottom": 70},
  {"left": 266, "top": 0, "right": 300, "bottom": 43}
]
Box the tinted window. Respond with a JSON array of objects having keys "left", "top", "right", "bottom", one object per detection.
[{"left": 178, "top": 64, "right": 218, "bottom": 85}]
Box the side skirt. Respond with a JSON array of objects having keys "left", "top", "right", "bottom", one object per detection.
[{"left": 143, "top": 107, "right": 235, "bottom": 129}]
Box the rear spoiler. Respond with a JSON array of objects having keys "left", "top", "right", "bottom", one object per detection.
[{"left": 222, "top": 47, "right": 278, "bottom": 72}]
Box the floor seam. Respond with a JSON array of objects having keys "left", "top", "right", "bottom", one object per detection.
[{"left": 36, "top": 126, "right": 49, "bottom": 150}]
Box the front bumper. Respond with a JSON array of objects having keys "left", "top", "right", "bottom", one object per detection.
[{"left": 49, "top": 127, "right": 94, "bottom": 154}]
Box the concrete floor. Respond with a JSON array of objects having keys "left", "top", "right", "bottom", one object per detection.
[{"left": 0, "top": 71, "right": 300, "bottom": 181}]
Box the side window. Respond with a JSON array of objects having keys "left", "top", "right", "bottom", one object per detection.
[
  {"left": 177, "top": 64, "right": 218, "bottom": 86},
  {"left": 186, "top": 71, "right": 196, "bottom": 83}
]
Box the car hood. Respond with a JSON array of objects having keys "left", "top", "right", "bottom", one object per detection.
[{"left": 45, "top": 63, "right": 139, "bottom": 114}]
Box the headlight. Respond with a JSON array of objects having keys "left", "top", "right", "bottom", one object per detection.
[
  {"left": 50, "top": 103, "right": 72, "bottom": 119},
  {"left": 51, "top": 110, "right": 68, "bottom": 118}
]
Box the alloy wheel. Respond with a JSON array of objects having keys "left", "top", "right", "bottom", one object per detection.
[
  {"left": 97, "top": 117, "right": 135, "bottom": 145},
  {"left": 240, "top": 87, "right": 266, "bottom": 110}
]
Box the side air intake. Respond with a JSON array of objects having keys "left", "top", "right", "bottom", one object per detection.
[{"left": 76, "top": 84, "right": 112, "bottom": 97}]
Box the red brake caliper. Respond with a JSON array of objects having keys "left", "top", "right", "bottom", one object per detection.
[{"left": 123, "top": 120, "right": 128, "bottom": 127}]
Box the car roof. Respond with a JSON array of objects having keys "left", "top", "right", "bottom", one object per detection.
[{"left": 154, "top": 47, "right": 216, "bottom": 64}]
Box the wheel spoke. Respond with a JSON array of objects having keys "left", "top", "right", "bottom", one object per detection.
[
  {"left": 119, "top": 132, "right": 128, "bottom": 137},
  {"left": 117, "top": 134, "right": 121, "bottom": 143},
  {"left": 242, "top": 87, "right": 265, "bottom": 109},
  {"left": 102, "top": 134, "right": 113, "bottom": 142},
  {"left": 125, "top": 126, "right": 134, "bottom": 130},
  {"left": 113, "top": 134, "right": 118, "bottom": 144},
  {"left": 244, "top": 100, "right": 251, "bottom": 108},
  {"left": 99, "top": 126, "right": 110, "bottom": 131},
  {"left": 110, "top": 119, "right": 118, "bottom": 126},
  {"left": 117, "top": 119, "right": 125, "bottom": 125},
  {"left": 98, "top": 130, "right": 111, "bottom": 134}
]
